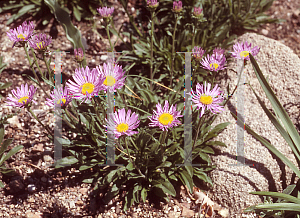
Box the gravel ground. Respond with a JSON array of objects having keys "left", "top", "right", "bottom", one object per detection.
[{"left": 1, "top": 0, "right": 300, "bottom": 217}]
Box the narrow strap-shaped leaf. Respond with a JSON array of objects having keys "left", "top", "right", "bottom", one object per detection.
[
  {"left": 247, "top": 82, "right": 300, "bottom": 166},
  {"left": 250, "top": 53, "right": 300, "bottom": 159},
  {"left": 249, "top": 191, "right": 300, "bottom": 204},
  {"left": 0, "top": 144, "right": 23, "bottom": 166},
  {"left": 230, "top": 110, "right": 300, "bottom": 179}
]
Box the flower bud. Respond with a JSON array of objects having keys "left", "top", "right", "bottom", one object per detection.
[
  {"left": 147, "top": 0, "right": 159, "bottom": 11},
  {"left": 193, "top": 7, "right": 203, "bottom": 18},
  {"left": 172, "top": 1, "right": 182, "bottom": 13},
  {"left": 74, "top": 48, "right": 84, "bottom": 62}
]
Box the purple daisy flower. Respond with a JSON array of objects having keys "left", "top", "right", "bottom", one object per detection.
[
  {"left": 190, "top": 82, "right": 225, "bottom": 118},
  {"left": 97, "top": 6, "right": 114, "bottom": 18},
  {"left": 105, "top": 108, "right": 140, "bottom": 139},
  {"left": 231, "top": 41, "right": 260, "bottom": 60},
  {"left": 200, "top": 53, "right": 227, "bottom": 72},
  {"left": 192, "top": 46, "right": 206, "bottom": 60},
  {"left": 96, "top": 61, "right": 126, "bottom": 92},
  {"left": 5, "top": 83, "right": 37, "bottom": 108},
  {"left": 45, "top": 86, "right": 73, "bottom": 108},
  {"left": 172, "top": 1, "right": 182, "bottom": 13},
  {"left": 148, "top": 100, "right": 183, "bottom": 131},
  {"left": 28, "top": 33, "right": 52, "bottom": 51},
  {"left": 213, "top": 47, "right": 225, "bottom": 56},
  {"left": 6, "top": 21, "right": 35, "bottom": 47},
  {"left": 74, "top": 48, "right": 84, "bottom": 62},
  {"left": 66, "top": 66, "right": 105, "bottom": 104}
]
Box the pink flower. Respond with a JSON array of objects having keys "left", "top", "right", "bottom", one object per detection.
[
  {"left": 231, "top": 41, "right": 260, "bottom": 60},
  {"left": 190, "top": 82, "right": 225, "bottom": 118},
  {"left": 200, "top": 53, "right": 227, "bottom": 72},
  {"left": 172, "top": 1, "right": 182, "bottom": 13},
  {"left": 66, "top": 66, "right": 105, "bottom": 104},
  {"left": 5, "top": 83, "right": 37, "bottom": 108},
  {"left": 147, "top": 0, "right": 159, "bottom": 9},
  {"left": 105, "top": 108, "right": 140, "bottom": 139},
  {"left": 45, "top": 86, "right": 73, "bottom": 108},
  {"left": 193, "top": 7, "right": 203, "bottom": 17},
  {"left": 192, "top": 46, "right": 206, "bottom": 60},
  {"left": 148, "top": 100, "right": 183, "bottom": 131},
  {"left": 97, "top": 6, "right": 114, "bottom": 18},
  {"left": 6, "top": 21, "right": 35, "bottom": 47},
  {"left": 28, "top": 33, "right": 52, "bottom": 51},
  {"left": 96, "top": 61, "right": 126, "bottom": 92},
  {"left": 74, "top": 48, "right": 84, "bottom": 62}
]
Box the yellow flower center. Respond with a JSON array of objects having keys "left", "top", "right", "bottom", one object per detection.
[
  {"left": 18, "top": 96, "right": 29, "bottom": 104},
  {"left": 200, "top": 95, "right": 213, "bottom": 105},
  {"left": 158, "top": 113, "right": 174, "bottom": 126},
  {"left": 36, "top": 42, "right": 44, "bottom": 49},
  {"left": 209, "top": 63, "right": 219, "bottom": 70},
  {"left": 56, "top": 98, "right": 66, "bottom": 105},
  {"left": 81, "top": 83, "right": 95, "bottom": 95},
  {"left": 116, "top": 123, "right": 129, "bottom": 133},
  {"left": 240, "top": 51, "right": 249, "bottom": 58},
  {"left": 17, "top": 34, "right": 27, "bottom": 41},
  {"left": 103, "top": 75, "right": 116, "bottom": 87}
]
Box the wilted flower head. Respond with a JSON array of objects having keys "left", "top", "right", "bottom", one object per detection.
[
  {"left": 193, "top": 7, "right": 203, "bottom": 17},
  {"left": 190, "top": 82, "right": 225, "bottom": 118},
  {"left": 97, "top": 6, "right": 114, "bottom": 18},
  {"left": 231, "top": 41, "right": 260, "bottom": 60},
  {"left": 148, "top": 100, "right": 183, "bottom": 131},
  {"left": 96, "top": 61, "right": 126, "bottom": 92},
  {"left": 192, "top": 46, "right": 206, "bottom": 60},
  {"left": 74, "top": 48, "right": 84, "bottom": 62},
  {"left": 28, "top": 33, "right": 52, "bottom": 52},
  {"left": 200, "top": 53, "right": 227, "bottom": 72},
  {"left": 45, "top": 86, "right": 73, "bottom": 109},
  {"left": 172, "top": 1, "right": 182, "bottom": 13},
  {"left": 5, "top": 83, "right": 37, "bottom": 108},
  {"left": 6, "top": 21, "right": 35, "bottom": 47},
  {"left": 105, "top": 108, "right": 140, "bottom": 139},
  {"left": 147, "top": 0, "right": 159, "bottom": 10},
  {"left": 66, "top": 66, "right": 105, "bottom": 104}
]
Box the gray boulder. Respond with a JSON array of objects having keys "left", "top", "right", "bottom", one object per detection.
[{"left": 207, "top": 32, "right": 300, "bottom": 217}]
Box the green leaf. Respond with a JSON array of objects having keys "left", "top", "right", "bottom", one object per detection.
[
  {"left": 249, "top": 191, "right": 300, "bottom": 204},
  {"left": 123, "top": 187, "right": 134, "bottom": 211},
  {"left": 82, "top": 178, "right": 93, "bottom": 183},
  {"left": 244, "top": 203, "right": 300, "bottom": 212},
  {"left": 23, "top": 74, "right": 38, "bottom": 84},
  {"left": 0, "top": 138, "right": 12, "bottom": 156},
  {"left": 141, "top": 187, "right": 147, "bottom": 203},
  {"left": 0, "top": 124, "right": 4, "bottom": 146},
  {"left": 0, "top": 145, "right": 23, "bottom": 166},
  {"left": 72, "top": 5, "right": 82, "bottom": 21},
  {"left": 0, "top": 82, "right": 12, "bottom": 90},
  {"left": 44, "top": 0, "right": 86, "bottom": 67},
  {"left": 205, "top": 140, "right": 227, "bottom": 147},
  {"left": 54, "top": 156, "right": 78, "bottom": 168},
  {"left": 0, "top": 180, "right": 4, "bottom": 188},
  {"left": 79, "top": 164, "right": 97, "bottom": 171},
  {"left": 178, "top": 169, "right": 193, "bottom": 194}
]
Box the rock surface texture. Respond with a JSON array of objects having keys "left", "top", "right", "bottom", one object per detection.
[{"left": 209, "top": 32, "right": 300, "bottom": 218}]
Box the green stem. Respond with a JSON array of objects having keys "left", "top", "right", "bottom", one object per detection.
[
  {"left": 192, "top": 114, "right": 204, "bottom": 150},
  {"left": 124, "top": 137, "right": 145, "bottom": 178},
  {"left": 30, "top": 48, "right": 43, "bottom": 78},
  {"left": 150, "top": 11, "right": 155, "bottom": 91},
  {"left": 170, "top": 14, "right": 179, "bottom": 88},
  {"left": 43, "top": 53, "right": 54, "bottom": 85},
  {"left": 159, "top": 130, "right": 168, "bottom": 160},
  {"left": 105, "top": 19, "right": 113, "bottom": 51},
  {"left": 118, "top": 90, "right": 128, "bottom": 111},
  {"left": 24, "top": 46, "right": 50, "bottom": 99},
  {"left": 111, "top": 21, "right": 132, "bottom": 50},
  {"left": 27, "top": 107, "right": 53, "bottom": 137}
]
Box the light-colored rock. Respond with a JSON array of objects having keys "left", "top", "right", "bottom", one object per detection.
[{"left": 209, "top": 32, "right": 300, "bottom": 217}]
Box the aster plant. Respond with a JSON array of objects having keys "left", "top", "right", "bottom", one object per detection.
[
  {"left": 231, "top": 41, "right": 260, "bottom": 61},
  {"left": 45, "top": 86, "right": 73, "bottom": 109}
]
